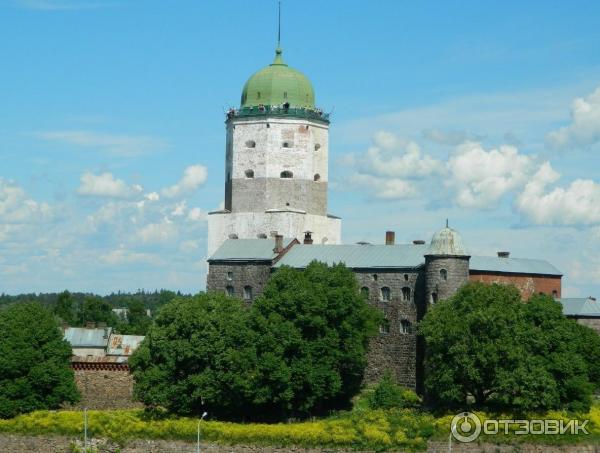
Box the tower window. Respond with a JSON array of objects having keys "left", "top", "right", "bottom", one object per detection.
[
  {"left": 401, "top": 287, "right": 411, "bottom": 302},
  {"left": 431, "top": 292, "right": 438, "bottom": 304},
  {"left": 404, "top": 274, "right": 409, "bottom": 281},
  {"left": 314, "top": 143, "right": 321, "bottom": 151},
  {"left": 226, "top": 286, "right": 234, "bottom": 297},
  {"left": 400, "top": 320, "right": 412, "bottom": 334},
  {"left": 280, "top": 171, "right": 293, "bottom": 179},
  {"left": 380, "top": 287, "right": 391, "bottom": 302},
  {"left": 282, "top": 141, "right": 293, "bottom": 148},
  {"left": 314, "top": 173, "right": 321, "bottom": 181},
  {"left": 440, "top": 269, "right": 448, "bottom": 281},
  {"left": 379, "top": 318, "right": 390, "bottom": 335},
  {"left": 245, "top": 169, "right": 254, "bottom": 178},
  {"left": 243, "top": 286, "right": 253, "bottom": 300},
  {"left": 257, "top": 233, "right": 267, "bottom": 239},
  {"left": 226, "top": 272, "right": 233, "bottom": 281},
  {"left": 228, "top": 233, "right": 238, "bottom": 239},
  {"left": 360, "top": 287, "right": 369, "bottom": 298},
  {"left": 372, "top": 274, "right": 378, "bottom": 281},
  {"left": 552, "top": 290, "right": 558, "bottom": 298},
  {"left": 245, "top": 140, "right": 256, "bottom": 148}
]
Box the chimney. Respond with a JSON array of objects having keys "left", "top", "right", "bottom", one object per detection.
[
  {"left": 274, "top": 234, "right": 284, "bottom": 253},
  {"left": 303, "top": 231, "right": 313, "bottom": 245},
  {"left": 413, "top": 240, "right": 425, "bottom": 245},
  {"left": 498, "top": 251, "right": 510, "bottom": 258},
  {"left": 385, "top": 231, "right": 395, "bottom": 245}
]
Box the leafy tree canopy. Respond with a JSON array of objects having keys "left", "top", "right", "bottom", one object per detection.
[
  {"left": 0, "top": 302, "right": 79, "bottom": 418},
  {"left": 130, "top": 261, "right": 380, "bottom": 420},
  {"left": 420, "top": 282, "right": 598, "bottom": 413}
]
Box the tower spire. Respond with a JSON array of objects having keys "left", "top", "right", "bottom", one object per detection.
[{"left": 277, "top": 1, "right": 282, "bottom": 49}]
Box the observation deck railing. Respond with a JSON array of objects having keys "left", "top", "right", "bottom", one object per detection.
[{"left": 226, "top": 105, "right": 330, "bottom": 123}]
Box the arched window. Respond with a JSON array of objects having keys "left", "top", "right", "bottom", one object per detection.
[
  {"left": 243, "top": 286, "right": 253, "bottom": 300},
  {"left": 245, "top": 169, "right": 254, "bottom": 178},
  {"left": 226, "top": 286, "right": 234, "bottom": 297},
  {"left": 314, "top": 143, "right": 321, "bottom": 151},
  {"left": 314, "top": 173, "right": 321, "bottom": 181},
  {"left": 401, "top": 287, "right": 411, "bottom": 302},
  {"left": 404, "top": 274, "right": 409, "bottom": 281},
  {"left": 360, "top": 287, "right": 369, "bottom": 298},
  {"left": 440, "top": 269, "right": 448, "bottom": 281},
  {"left": 245, "top": 140, "right": 256, "bottom": 148},
  {"left": 372, "top": 274, "right": 378, "bottom": 281},
  {"left": 380, "top": 287, "right": 391, "bottom": 302},
  {"left": 379, "top": 318, "right": 390, "bottom": 334},
  {"left": 226, "top": 272, "right": 233, "bottom": 281},
  {"left": 431, "top": 292, "right": 438, "bottom": 304},
  {"left": 228, "top": 233, "right": 238, "bottom": 239},
  {"left": 280, "top": 171, "right": 293, "bottom": 179},
  {"left": 400, "top": 320, "right": 412, "bottom": 334}
]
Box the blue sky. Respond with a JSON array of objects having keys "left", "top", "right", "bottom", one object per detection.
[{"left": 2, "top": 0, "right": 600, "bottom": 296}]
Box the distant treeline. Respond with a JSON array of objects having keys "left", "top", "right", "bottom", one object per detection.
[
  {"left": 0, "top": 290, "right": 197, "bottom": 335},
  {"left": 0, "top": 289, "right": 193, "bottom": 312}
]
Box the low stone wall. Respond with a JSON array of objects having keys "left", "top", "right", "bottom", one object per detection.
[
  {"left": 70, "top": 366, "right": 142, "bottom": 410},
  {"left": 1, "top": 435, "right": 598, "bottom": 453}
]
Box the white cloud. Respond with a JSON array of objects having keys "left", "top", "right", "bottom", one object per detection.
[
  {"left": 546, "top": 87, "right": 600, "bottom": 150},
  {"left": 37, "top": 130, "right": 167, "bottom": 156},
  {"left": 145, "top": 192, "right": 160, "bottom": 201},
  {"left": 187, "top": 207, "right": 207, "bottom": 221},
  {"left": 77, "top": 172, "right": 143, "bottom": 199},
  {"left": 137, "top": 221, "right": 177, "bottom": 244},
  {"left": 516, "top": 162, "right": 600, "bottom": 226},
  {"left": 14, "top": 0, "right": 105, "bottom": 10},
  {"left": 422, "top": 128, "right": 477, "bottom": 146},
  {"left": 161, "top": 165, "right": 208, "bottom": 199},
  {"left": 100, "top": 248, "right": 162, "bottom": 266},
  {"left": 349, "top": 174, "right": 418, "bottom": 200},
  {"left": 0, "top": 178, "right": 52, "bottom": 224},
  {"left": 446, "top": 142, "right": 535, "bottom": 209}
]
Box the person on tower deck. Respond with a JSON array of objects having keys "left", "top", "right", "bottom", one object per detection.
[{"left": 258, "top": 104, "right": 265, "bottom": 112}]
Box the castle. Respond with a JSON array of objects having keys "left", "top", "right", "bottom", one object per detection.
[{"left": 206, "top": 45, "right": 595, "bottom": 389}]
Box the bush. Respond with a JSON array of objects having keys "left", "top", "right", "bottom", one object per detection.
[
  {"left": 367, "top": 372, "right": 421, "bottom": 410},
  {"left": 0, "top": 302, "right": 79, "bottom": 418}
]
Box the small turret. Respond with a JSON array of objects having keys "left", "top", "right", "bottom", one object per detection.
[{"left": 424, "top": 223, "right": 470, "bottom": 304}]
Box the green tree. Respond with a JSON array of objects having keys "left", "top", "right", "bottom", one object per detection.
[
  {"left": 79, "top": 296, "right": 119, "bottom": 327},
  {"left": 420, "top": 283, "right": 595, "bottom": 412},
  {"left": 129, "top": 293, "right": 259, "bottom": 418},
  {"left": 130, "top": 262, "right": 380, "bottom": 420},
  {"left": 249, "top": 261, "right": 381, "bottom": 417},
  {"left": 367, "top": 371, "right": 421, "bottom": 410},
  {"left": 54, "top": 290, "right": 76, "bottom": 325},
  {"left": 0, "top": 302, "right": 79, "bottom": 418}
]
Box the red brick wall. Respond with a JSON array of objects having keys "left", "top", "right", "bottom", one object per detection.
[{"left": 469, "top": 272, "right": 561, "bottom": 300}]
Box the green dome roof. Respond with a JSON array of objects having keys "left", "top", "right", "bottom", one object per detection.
[{"left": 240, "top": 48, "right": 315, "bottom": 109}]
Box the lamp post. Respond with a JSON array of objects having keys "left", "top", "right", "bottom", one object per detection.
[{"left": 196, "top": 411, "right": 208, "bottom": 453}]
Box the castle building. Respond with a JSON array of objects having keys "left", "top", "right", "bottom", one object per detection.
[
  {"left": 207, "top": 47, "right": 341, "bottom": 256},
  {"left": 206, "top": 44, "right": 583, "bottom": 389}
]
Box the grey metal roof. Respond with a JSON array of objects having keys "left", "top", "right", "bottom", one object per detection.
[
  {"left": 209, "top": 238, "right": 296, "bottom": 261},
  {"left": 559, "top": 297, "right": 600, "bottom": 317},
  {"left": 106, "top": 334, "right": 144, "bottom": 356},
  {"left": 470, "top": 256, "right": 562, "bottom": 276},
  {"left": 274, "top": 244, "right": 428, "bottom": 269},
  {"left": 63, "top": 327, "right": 112, "bottom": 348}
]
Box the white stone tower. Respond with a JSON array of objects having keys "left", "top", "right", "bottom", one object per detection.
[{"left": 207, "top": 47, "right": 341, "bottom": 255}]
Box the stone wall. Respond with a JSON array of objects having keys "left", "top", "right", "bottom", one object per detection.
[
  {"left": 469, "top": 272, "right": 561, "bottom": 299},
  {"left": 356, "top": 269, "right": 424, "bottom": 389},
  {"left": 70, "top": 366, "right": 142, "bottom": 410},
  {"left": 206, "top": 261, "right": 272, "bottom": 301},
  {"left": 1, "top": 435, "right": 598, "bottom": 453}
]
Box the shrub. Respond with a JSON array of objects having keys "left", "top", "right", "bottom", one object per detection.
[{"left": 367, "top": 372, "right": 421, "bottom": 410}]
